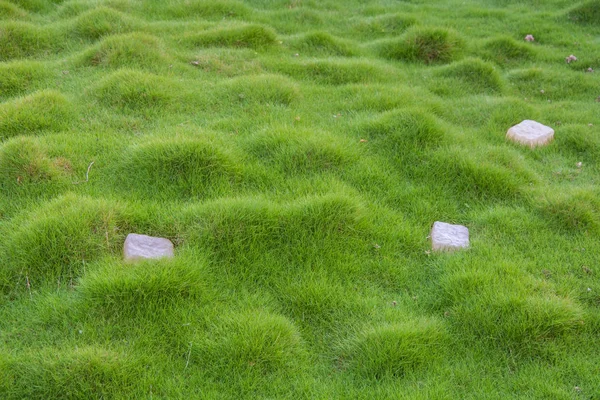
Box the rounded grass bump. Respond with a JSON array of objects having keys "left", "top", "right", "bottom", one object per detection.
[
  {"left": 0, "top": 194, "right": 124, "bottom": 290},
  {"left": 0, "top": 22, "right": 59, "bottom": 61},
  {"left": 376, "top": 26, "right": 465, "bottom": 64},
  {"left": 0, "top": 61, "right": 52, "bottom": 98},
  {"left": 183, "top": 24, "right": 277, "bottom": 50},
  {"left": 268, "top": 58, "right": 402, "bottom": 85},
  {"left": 566, "top": 0, "right": 600, "bottom": 24},
  {"left": 0, "top": 1, "right": 29, "bottom": 19},
  {"left": 219, "top": 73, "right": 300, "bottom": 106},
  {"left": 351, "top": 13, "right": 416, "bottom": 38},
  {"left": 434, "top": 58, "right": 504, "bottom": 94},
  {"left": 163, "top": 0, "right": 251, "bottom": 20},
  {"left": 115, "top": 137, "right": 244, "bottom": 200},
  {"left": 0, "top": 347, "right": 141, "bottom": 399},
  {"left": 78, "top": 257, "right": 206, "bottom": 318},
  {"left": 480, "top": 36, "right": 536, "bottom": 66},
  {"left": 0, "top": 136, "right": 68, "bottom": 187},
  {"left": 345, "top": 318, "right": 448, "bottom": 379},
  {"left": 0, "top": 90, "right": 73, "bottom": 139},
  {"left": 77, "top": 32, "right": 171, "bottom": 69},
  {"left": 70, "top": 6, "right": 136, "bottom": 40},
  {"left": 193, "top": 310, "right": 304, "bottom": 376},
  {"left": 290, "top": 31, "right": 358, "bottom": 57},
  {"left": 90, "top": 69, "right": 181, "bottom": 110}
]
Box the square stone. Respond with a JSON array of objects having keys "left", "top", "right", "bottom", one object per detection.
[
  {"left": 430, "top": 221, "right": 469, "bottom": 252},
  {"left": 506, "top": 120, "right": 554, "bottom": 148},
  {"left": 124, "top": 233, "right": 174, "bottom": 262}
]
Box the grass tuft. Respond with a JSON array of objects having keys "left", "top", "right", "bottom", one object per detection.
[
  {"left": 290, "top": 31, "right": 358, "bottom": 57},
  {"left": 376, "top": 26, "right": 465, "bottom": 64},
  {"left": 70, "top": 6, "right": 136, "bottom": 40},
  {"left": 77, "top": 32, "right": 171, "bottom": 69},
  {"left": 0, "top": 61, "right": 52, "bottom": 98},
  {"left": 0, "top": 90, "right": 73, "bottom": 139},
  {"left": 164, "top": 0, "right": 251, "bottom": 20},
  {"left": 0, "top": 347, "right": 140, "bottom": 399},
  {"left": 344, "top": 318, "right": 448, "bottom": 379},
  {"left": 434, "top": 58, "right": 503, "bottom": 94},
  {"left": 193, "top": 310, "right": 304, "bottom": 376},
  {"left": 0, "top": 1, "right": 28, "bottom": 19},
  {"left": 90, "top": 69, "right": 180, "bottom": 110},
  {"left": 351, "top": 13, "right": 416, "bottom": 38},
  {"left": 0, "top": 194, "right": 123, "bottom": 291},
  {"left": 78, "top": 257, "right": 206, "bottom": 318},
  {"left": 267, "top": 59, "right": 401, "bottom": 85},
  {"left": 183, "top": 24, "right": 277, "bottom": 49},
  {"left": 115, "top": 137, "right": 244, "bottom": 200},
  {"left": 540, "top": 188, "right": 599, "bottom": 233},
  {"left": 0, "top": 137, "right": 67, "bottom": 188},
  {"left": 0, "top": 22, "right": 58, "bottom": 60},
  {"left": 246, "top": 128, "right": 357, "bottom": 174},
  {"left": 220, "top": 73, "right": 300, "bottom": 106},
  {"left": 566, "top": 0, "right": 600, "bottom": 24},
  {"left": 480, "top": 36, "right": 535, "bottom": 66}
]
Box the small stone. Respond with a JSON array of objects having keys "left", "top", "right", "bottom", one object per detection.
[
  {"left": 124, "top": 233, "right": 174, "bottom": 262},
  {"left": 524, "top": 34, "right": 535, "bottom": 42},
  {"left": 587, "top": 67, "right": 594, "bottom": 73},
  {"left": 506, "top": 120, "right": 554, "bottom": 148},
  {"left": 565, "top": 54, "right": 577, "bottom": 63},
  {"left": 430, "top": 221, "right": 469, "bottom": 252},
  {"left": 576, "top": 162, "right": 583, "bottom": 168}
]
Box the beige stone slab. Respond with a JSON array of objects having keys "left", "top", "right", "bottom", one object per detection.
[
  {"left": 431, "top": 221, "right": 469, "bottom": 252},
  {"left": 124, "top": 233, "right": 174, "bottom": 262},
  {"left": 506, "top": 120, "right": 554, "bottom": 148}
]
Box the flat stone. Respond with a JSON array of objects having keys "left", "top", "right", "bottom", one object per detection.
[
  {"left": 430, "top": 221, "right": 469, "bottom": 252},
  {"left": 506, "top": 120, "right": 554, "bottom": 148},
  {"left": 124, "top": 233, "right": 174, "bottom": 262}
]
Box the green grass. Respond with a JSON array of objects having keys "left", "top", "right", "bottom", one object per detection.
[{"left": 0, "top": 0, "right": 599, "bottom": 398}]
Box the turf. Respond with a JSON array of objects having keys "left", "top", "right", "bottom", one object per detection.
[{"left": 0, "top": 0, "right": 599, "bottom": 398}]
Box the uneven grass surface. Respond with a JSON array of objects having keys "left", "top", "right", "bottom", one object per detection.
[{"left": 0, "top": 0, "right": 599, "bottom": 398}]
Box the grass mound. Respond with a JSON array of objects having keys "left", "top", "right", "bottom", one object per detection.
[
  {"left": 481, "top": 36, "right": 535, "bottom": 66},
  {"left": 352, "top": 13, "right": 416, "bottom": 38},
  {"left": 0, "top": 194, "right": 123, "bottom": 291},
  {"left": 377, "top": 26, "right": 465, "bottom": 64},
  {"left": 164, "top": 0, "right": 251, "bottom": 19},
  {"left": 0, "top": 1, "right": 28, "bottom": 19},
  {"left": 431, "top": 146, "right": 536, "bottom": 201},
  {"left": 70, "top": 7, "right": 136, "bottom": 40},
  {"left": 90, "top": 69, "right": 180, "bottom": 110},
  {"left": 506, "top": 67, "right": 599, "bottom": 101},
  {"left": 220, "top": 74, "right": 300, "bottom": 106},
  {"left": 268, "top": 59, "right": 400, "bottom": 85},
  {"left": 115, "top": 137, "right": 243, "bottom": 200},
  {"left": 78, "top": 257, "right": 206, "bottom": 318},
  {"left": 433, "top": 58, "right": 503, "bottom": 94},
  {"left": 344, "top": 318, "right": 447, "bottom": 379},
  {"left": 0, "top": 137, "right": 69, "bottom": 188},
  {"left": 0, "top": 90, "right": 73, "bottom": 139},
  {"left": 0, "top": 347, "right": 140, "bottom": 399},
  {"left": 193, "top": 310, "right": 304, "bottom": 376},
  {"left": 361, "top": 109, "right": 447, "bottom": 152},
  {"left": 540, "top": 188, "right": 599, "bottom": 233},
  {"left": 7, "top": 0, "right": 64, "bottom": 13},
  {"left": 567, "top": 0, "right": 600, "bottom": 24},
  {"left": 77, "top": 33, "right": 171, "bottom": 69},
  {"left": 453, "top": 292, "right": 583, "bottom": 351},
  {"left": 183, "top": 24, "right": 277, "bottom": 49},
  {"left": 246, "top": 128, "right": 357, "bottom": 174},
  {"left": 290, "top": 31, "right": 358, "bottom": 57},
  {"left": 0, "top": 22, "right": 58, "bottom": 60},
  {"left": 188, "top": 193, "right": 365, "bottom": 268},
  {"left": 0, "top": 61, "right": 51, "bottom": 98}
]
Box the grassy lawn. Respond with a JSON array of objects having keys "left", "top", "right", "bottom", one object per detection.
[{"left": 1, "top": 0, "right": 599, "bottom": 398}]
